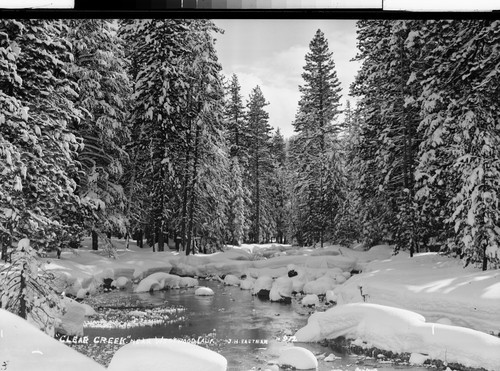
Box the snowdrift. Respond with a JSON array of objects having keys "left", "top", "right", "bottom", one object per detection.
[
  {"left": 0, "top": 309, "right": 105, "bottom": 371},
  {"left": 335, "top": 252, "right": 500, "bottom": 334},
  {"left": 295, "top": 302, "right": 500, "bottom": 371},
  {"left": 107, "top": 338, "right": 227, "bottom": 371}
]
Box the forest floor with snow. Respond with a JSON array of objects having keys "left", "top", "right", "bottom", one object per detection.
[{"left": 2, "top": 238, "right": 500, "bottom": 371}]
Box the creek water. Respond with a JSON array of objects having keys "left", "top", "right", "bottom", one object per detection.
[{"left": 83, "top": 280, "right": 428, "bottom": 371}]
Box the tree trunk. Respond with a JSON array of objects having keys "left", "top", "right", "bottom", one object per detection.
[
  {"left": 482, "top": 245, "right": 488, "bottom": 271},
  {"left": 181, "top": 119, "right": 192, "bottom": 253},
  {"left": 255, "top": 150, "right": 260, "bottom": 244},
  {"left": 186, "top": 123, "right": 201, "bottom": 256},
  {"left": 19, "top": 264, "right": 27, "bottom": 319},
  {"left": 158, "top": 221, "right": 164, "bottom": 252},
  {"left": 137, "top": 229, "right": 143, "bottom": 248},
  {"left": 92, "top": 230, "right": 98, "bottom": 250}
]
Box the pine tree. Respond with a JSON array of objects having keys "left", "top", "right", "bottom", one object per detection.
[
  {"left": 246, "top": 86, "right": 273, "bottom": 243},
  {"left": 0, "top": 19, "right": 83, "bottom": 254},
  {"left": 225, "top": 74, "right": 250, "bottom": 161},
  {"left": 270, "top": 129, "right": 288, "bottom": 243},
  {"left": 350, "top": 20, "right": 423, "bottom": 253},
  {"left": 65, "top": 19, "right": 131, "bottom": 255},
  {"left": 227, "top": 156, "right": 248, "bottom": 245},
  {"left": 292, "top": 29, "right": 343, "bottom": 247},
  {"left": 0, "top": 239, "right": 63, "bottom": 335},
  {"left": 0, "top": 19, "right": 78, "bottom": 334},
  {"left": 415, "top": 20, "right": 500, "bottom": 270}
]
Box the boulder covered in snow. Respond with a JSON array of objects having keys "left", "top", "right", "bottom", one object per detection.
[
  {"left": 223, "top": 274, "right": 240, "bottom": 286},
  {"left": 0, "top": 309, "right": 105, "bottom": 371},
  {"left": 108, "top": 338, "right": 227, "bottom": 371},
  {"left": 114, "top": 276, "right": 130, "bottom": 289},
  {"left": 303, "top": 276, "right": 336, "bottom": 295},
  {"left": 269, "top": 276, "right": 293, "bottom": 302},
  {"left": 325, "top": 290, "right": 337, "bottom": 303},
  {"left": 195, "top": 287, "right": 215, "bottom": 296},
  {"left": 134, "top": 277, "right": 162, "bottom": 293},
  {"left": 277, "top": 346, "right": 318, "bottom": 370},
  {"left": 252, "top": 276, "right": 273, "bottom": 298},
  {"left": 57, "top": 298, "right": 86, "bottom": 336},
  {"left": 301, "top": 294, "right": 320, "bottom": 307},
  {"left": 239, "top": 277, "right": 255, "bottom": 290}
]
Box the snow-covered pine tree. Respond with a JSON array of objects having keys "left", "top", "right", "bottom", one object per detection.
[
  {"left": 65, "top": 19, "right": 131, "bottom": 255},
  {"left": 181, "top": 20, "right": 228, "bottom": 255},
  {"left": 0, "top": 239, "right": 63, "bottom": 335},
  {"left": 0, "top": 19, "right": 83, "bottom": 254},
  {"left": 291, "top": 29, "right": 344, "bottom": 247},
  {"left": 227, "top": 156, "right": 249, "bottom": 245},
  {"left": 246, "top": 86, "right": 274, "bottom": 243},
  {"left": 334, "top": 100, "right": 363, "bottom": 244},
  {"left": 224, "top": 73, "right": 252, "bottom": 244},
  {"left": 225, "top": 74, "right": 251, "bottom": 162},
  {"left": 120, "top": 19, "right": 192, "bottom": 252},
  {"left": 0, "top": 19, "right": 79, "bottom": 334},
  {"left": 415, "top": 20, "right": 500, "bottom": 270},
  {"left": 270, "top": 129, "right": 288, "bottom": 244},
  {"left": 350, "top": 20, "right": 423, "bottom": 253}
]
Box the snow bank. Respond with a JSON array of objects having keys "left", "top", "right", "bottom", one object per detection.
[
  {"left": 108, "top": 338, "right": 227, "bottom": 371},
  {"left": 335, "top": 252, "right": 500, "bottom": 333},
  {"left": 0, "top": 309, "right": 105, "bottom": 371},
  {"left": 277, "top": 346, "right": 318, "bottom": 370},
  {"left": 295, "top": 303, "right": 500, "bottom": 371}
]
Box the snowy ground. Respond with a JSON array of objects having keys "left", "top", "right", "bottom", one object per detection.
[{"left": 2, "top": 238, "right": 500, "bottom": 370}]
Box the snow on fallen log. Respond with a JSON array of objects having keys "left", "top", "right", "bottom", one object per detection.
[
  {"left": 107, "top": 338, "right": 227, "bottom": 371},
  {"left": 295, "top": 302, "right": 500, "bottom": 371}
]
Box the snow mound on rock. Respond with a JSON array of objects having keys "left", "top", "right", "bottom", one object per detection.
[
  {"left": 301, "top": 294, "right": 320, "bottom": 307},
  {"left": 195, "top": 287, "right": 215, "bottom": 296},
  {"left": 239, "top": 277, "right": 254, "bottom": 290},
  {"left": 295, "top": 303, "right": 500, "bottom": 371},
  {"left": 134, "top": 277, "right": 162, "bottom": 293},
  {"left": 269, "top": 276, "right": 292, "bottom": 302},
  {"left": 277, "top": 346, "right": 318, "bottom": 370},
  {"left": 223, "top": 274, "right": 240, "bottom": 286},
  {"left": 108, "top": 338, "right": 227, "bottom": 371},
  {"left": 252, "top": 276, "right": 273, "bottom": 295}
]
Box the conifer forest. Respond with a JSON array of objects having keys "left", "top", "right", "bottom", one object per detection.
[{"left": 1, "top": 18, "right": 500, "bottom": 272}]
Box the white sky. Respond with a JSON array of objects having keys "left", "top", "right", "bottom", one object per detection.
[{"left": 213, "top": 19, "right": 361, "bottom": 138}]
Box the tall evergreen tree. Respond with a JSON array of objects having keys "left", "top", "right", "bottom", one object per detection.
[
  {"left": 292, "top": 29, "right": 344, "bottom": 247},
  {"left": 66, "top": 19, "right": 131, "bottom": 254},
  {"left": 246, "top": 86, "right": 274, "bottom": 243},
  {"left": 415, "top": 20, "right": 500, "bottom": 270},
  {"left": 350, "top": 20, "right": 423, "bottom": 253},
  {"left": 0, "top": 19, "right": 79, "bottom": 333}
]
